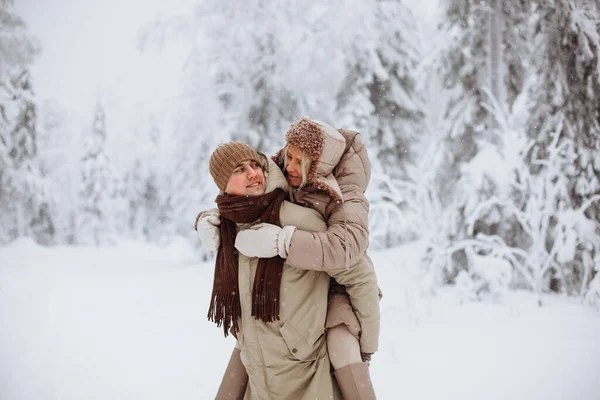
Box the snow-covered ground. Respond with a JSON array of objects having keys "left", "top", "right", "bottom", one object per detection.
[{"left": 1, "top": 238, "right": 599, "bottom": 400}]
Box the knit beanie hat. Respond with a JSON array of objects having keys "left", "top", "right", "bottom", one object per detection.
[{"left": 209, "top": 141, "right": 262, "bottom": 192}]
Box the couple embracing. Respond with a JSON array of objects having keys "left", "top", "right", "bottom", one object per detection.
[{"left": 195, "top": 117, "right": 381, "bottom": 400}]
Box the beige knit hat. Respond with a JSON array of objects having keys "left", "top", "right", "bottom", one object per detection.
[{"left": 209, "top": 141, "right": 262, "bottom": 192}]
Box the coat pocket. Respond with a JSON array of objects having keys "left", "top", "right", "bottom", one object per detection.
[{"left": 279, "top": 320, "right": 324, "bottom": 362}]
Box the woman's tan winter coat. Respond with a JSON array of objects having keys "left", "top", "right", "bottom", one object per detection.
[
  {"left": 235, "top": 156, "right": 341, "bottom": 400},
  {"left": 273, "top": 119, "right": 381, "bottom": 355}
]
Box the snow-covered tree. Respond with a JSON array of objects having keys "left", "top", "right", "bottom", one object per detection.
[
  {"left": 0, "top": 1, "right": 54, "bottom": 244},
  {"left": 502, "top": 1, "right": 534, "bottom": 107},
  {"left": 78, "top": 101, "right": 119, "bottom": 245},
  {"left": 524, "top": 0, "right": 600, "bottom": 295},
  {"left": 463, "top": 115, "right": 600, "bottom": 300},
  {"left": 198, "top": 1, "right": 302, "bottom": 154},
  {"left": 336, "top": 0, "right": 425, "bottom": 173},
  {"left": 38, "top": 100, "right": 81, "bottom": 244},
  {"left": 384, "top": 0, "right": 536, "bottom": 293},
  {"left": 125, "top": 159, "right": 159, "bottom": 240},
  {"left": 123, "top": 116, "right": 164, "bottom": 242},
  {"left": 417, "top": 0, "right": 501, "bottom": 283}
]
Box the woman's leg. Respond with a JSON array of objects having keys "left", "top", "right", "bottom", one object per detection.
[
  {"left": 334, "top": 361, "right": 377, "bottom": 400},
  {"left": 326, "top": 290, "right": 377, "bottom": 400},
  {"left": 327, "top": 324, "right": 362, "bottom": 370},
  {"left": 215, "top": 342, "right": 248, "bottom": 400}
]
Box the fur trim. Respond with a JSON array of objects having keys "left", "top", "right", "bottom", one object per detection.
[
  {"left": 313, "top": 179, "right": 342, "bottom": 202},
  {"left": 272, "top": 148, "right": 285, "bottom": 168}
]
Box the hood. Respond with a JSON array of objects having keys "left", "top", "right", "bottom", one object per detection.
[
  {"left": 273, "top": 117, "right": 346, "bottom": 201},
  {"left": 262, "top": 153, "right": 290, "bottom": 194}
]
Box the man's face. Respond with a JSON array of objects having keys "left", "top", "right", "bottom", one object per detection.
[
  {"left": 225, "top": 160, "right": 266, "bottom": 196},
  {"left": 285, "top": 145, "right": 304, "bottom": 188}
]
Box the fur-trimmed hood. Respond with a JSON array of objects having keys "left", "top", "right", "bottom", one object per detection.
[{"left": 273, "top": 117, "right": 346, "bottom": 201}]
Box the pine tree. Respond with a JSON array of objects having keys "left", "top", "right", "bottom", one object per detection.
[
  {"left": 10, "top": 71, "right": 54, "bottom": 243},
  {"left": 125, "top": 117, "right": 162, "bottom": 242},
  {"left": 38, "top": 100, "right": 80, "bottom": 244},
  {"left": 0, "top": 1, "right": 54, "bottom": 244},
  {"left": 419, "top": 0, "right": 534, "bottom": 286},
  {"left": 421, "top": 0, "right": 497, "bottom": 282},
  {"left": 336, "top": 0, "right": 425, "bottom": 174},
  {"left": 436, "top": 0, "right": 488, "bottom": 187},
  {"left": 525, "top": 0, "right": 600, "bottom": 294},
  {"left": 78, "top": 101, "right": 118, "bottom": 245},
  {"left": 203, "top": 1, "right": 300, "bottom": 154},
  {"left": 502, "top": 1, "right": 534, "bottom": 108},
  {"left": 328, "top": 0, "right": 426, "bottom": 248},
  {"left": 138, "top": 21, "right": 226, "bottom": 242}
]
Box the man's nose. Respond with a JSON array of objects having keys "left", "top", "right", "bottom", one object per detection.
[{"left": 246, "top": 166, "right": 257, "bottom": 177}]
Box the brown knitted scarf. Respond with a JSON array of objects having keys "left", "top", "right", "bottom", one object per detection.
[{"left": 207, "top": 189, "right": 286, "bottom": 337}]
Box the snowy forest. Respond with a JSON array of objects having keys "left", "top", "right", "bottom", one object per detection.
[{"left": 2, "top": 0, "right": 600, "bottom": 304}]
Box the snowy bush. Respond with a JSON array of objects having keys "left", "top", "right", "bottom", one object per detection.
[{"left": 461, "top": 112, "right": 600, "bottom": 299}]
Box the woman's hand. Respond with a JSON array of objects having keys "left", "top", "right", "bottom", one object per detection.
[
  {"left": 235, "top": 223, "right": 296, "bottom": 258},
  {"left": 195, "top": 209, "right": 221, "bottom": 252}
]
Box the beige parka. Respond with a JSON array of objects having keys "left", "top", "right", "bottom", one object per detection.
[
  {"left": 272, "top": 119, "right": 381, "bottom": 355},
  {"left": 235, "top": 156, "right": 341, "bottom": 400}
]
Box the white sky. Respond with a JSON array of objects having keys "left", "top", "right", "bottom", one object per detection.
[{"left": 15, "top": 0, "right": 197, "bottom": 131}]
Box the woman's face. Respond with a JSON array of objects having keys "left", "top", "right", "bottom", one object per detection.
[
  {"left": 225, "top": 159, "right": 266, "bottom": 196},
  {"left": 285, "top": 145, "right": 304, "bottom": 188}
]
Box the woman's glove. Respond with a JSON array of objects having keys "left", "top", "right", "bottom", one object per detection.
[
  {"left": 234, "top": 223, "right": 296, "bottom": 258},
  {"left": 194, "top": 209, "right": 221, "bottom": 252}
]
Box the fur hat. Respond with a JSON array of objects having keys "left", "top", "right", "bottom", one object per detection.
[
  {"left": 209, "top": 141, "right": 262, "bottom": 192},
  {"left": 284, "top": 117, "right": 326, "bottom": 163}
]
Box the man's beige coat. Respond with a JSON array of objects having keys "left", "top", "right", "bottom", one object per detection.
[{"left": 236, "top": 157, "right": 341, "bottom": 400}]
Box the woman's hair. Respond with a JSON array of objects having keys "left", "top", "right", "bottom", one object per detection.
[{"left": 283, "top": 145, "right": 312, "bottom": 189}]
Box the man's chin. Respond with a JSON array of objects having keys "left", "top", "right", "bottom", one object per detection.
[{"left": 246, "top": 186, "right": 265, "bottom": 196}]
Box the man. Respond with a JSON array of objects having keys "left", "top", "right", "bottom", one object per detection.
[
  {"left": 195, "top": 141, "right": 339, "bottom": 400},
  {"left": 234, "top": 118, "right": 380, "bottom": 400}
]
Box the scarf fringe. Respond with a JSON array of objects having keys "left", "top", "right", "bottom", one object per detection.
[
  {"left": 251, "top": 257, "right": 283, "bottom": 322},
  {"left": 208, "top": 189, "right": 286, "bottom": 337}
]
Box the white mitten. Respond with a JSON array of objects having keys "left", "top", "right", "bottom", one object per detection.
[
  {"left": 235, "top": 223, "right": 296, "bottom": 259},
  {"left": 195, "top": 209, "right": 221, "bottom": 252}
]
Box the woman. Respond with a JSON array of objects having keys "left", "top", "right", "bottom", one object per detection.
[
  {"left": 235, "top": 117, "right": 381, "bottom": 400},
  {"left": 195, "top": 141, "right": 340, "bottom": 399}
]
